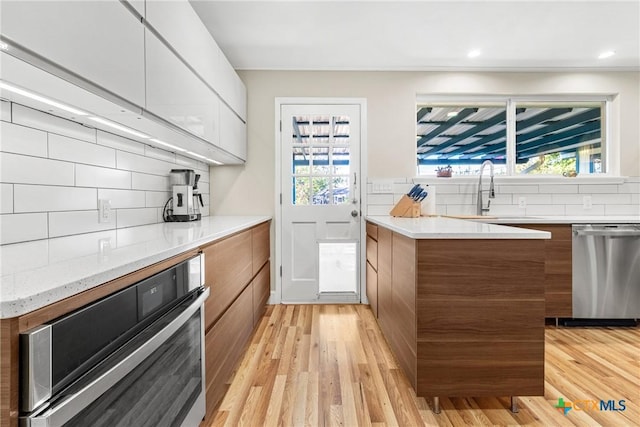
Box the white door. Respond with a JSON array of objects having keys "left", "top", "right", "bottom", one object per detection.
[{"left": 280, "top": 103, "right": 362, "bottom": 303}]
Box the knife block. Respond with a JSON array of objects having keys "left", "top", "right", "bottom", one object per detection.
[{"left": 390, "top": 195, "right": 421, "bottom": 218}]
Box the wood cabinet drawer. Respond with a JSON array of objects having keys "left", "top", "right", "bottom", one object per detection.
[
  {"left": 252, "top": 221, "right": 270, "bottom": 276},
  {"left": 366, "top": 222, "right": 378, "bottom": 240},
  {"left": 202, "top": 229, "right": 253, "bottom": 330},
  {"left": 204, "top": 282, "right": 253, "bottom": 418}
]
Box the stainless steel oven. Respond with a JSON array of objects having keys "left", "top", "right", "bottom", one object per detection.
[{"left": 19, "top": 254, "right": 209, "bottom": 427}]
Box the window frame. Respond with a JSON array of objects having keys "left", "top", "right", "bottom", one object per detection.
[{"left": 416, "top": 94, "right": 614, "bottom": 177}]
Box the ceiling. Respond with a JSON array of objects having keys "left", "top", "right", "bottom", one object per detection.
[{"left": 190, "top": 0, "right": 640, "bottom": 71}]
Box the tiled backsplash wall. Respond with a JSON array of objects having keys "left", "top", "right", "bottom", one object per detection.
[
  {"left": 367, "top": 177, "right": 640, "bottom": 217},
  {"left": 0, "top": 100, "right": 210, "bottom": 245}
]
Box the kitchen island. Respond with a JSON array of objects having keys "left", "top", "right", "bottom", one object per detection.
[{"left": 365, "top": 216, "right": 550, "bottom": 413}]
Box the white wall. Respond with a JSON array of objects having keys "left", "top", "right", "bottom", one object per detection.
[
  {"left": 0, "top": 100, "right": 210, "bottom": 245},
  {"left": 210, "top": 70, "right": 640, "bottom": 217}
]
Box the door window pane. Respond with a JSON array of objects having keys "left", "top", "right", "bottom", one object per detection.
[
  {"left": 416, "top": 105, "right": 507, "bottom": 176},
  {"left": 515, "top": 103, "right": 603, "bottom": 175},
  {"left": 291, "top": 115, "right": 352, "bottom": 205},
  {"left": 293, "top": 177, "right": 310, "bottom": 205}
]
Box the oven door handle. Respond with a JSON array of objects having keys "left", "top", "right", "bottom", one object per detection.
[{"left": 23, "top": 287, "right": 209, "bottom": 427}]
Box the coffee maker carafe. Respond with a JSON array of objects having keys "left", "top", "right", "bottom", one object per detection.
[{"left": 164, "top": 169, "right": 200, "bottom": 222}]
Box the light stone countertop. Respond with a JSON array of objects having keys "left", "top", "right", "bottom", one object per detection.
[
  {"left": 461, "top": 215, "right": 640, "bottom": 224},
  {"left": 366, "top": 216, "right": 551, "bottom": 239},
  {"left": 0, "top": 216, "right": 271, "bottom": 319}
]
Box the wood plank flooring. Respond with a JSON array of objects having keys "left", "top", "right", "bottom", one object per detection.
[{"left": 207, "top": 305, "right": 639, "bottom": 426}]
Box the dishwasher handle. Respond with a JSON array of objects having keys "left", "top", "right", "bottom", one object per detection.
[{"left": 573, "top": 227, "right": 640, "bottom": 237}]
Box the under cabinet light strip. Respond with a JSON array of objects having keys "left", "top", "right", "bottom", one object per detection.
[
  {"left": 150, "top": 138, "right": 187, "bottom": 152},
  {"left": 88, "top": 117, "right": 150, "bottom": 139},
  {"left": 0, "top": 80, "right": 88, "bottom": 116}
]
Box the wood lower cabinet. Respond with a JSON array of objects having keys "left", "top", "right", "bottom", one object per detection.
[
  {"left": 366, "top": 223, "right": 379, "bottom": 317},
  {"left": 202, "top": 229, "right": 253, "bottom": 330},
  {"left": 512, "top": 224, "right": 572, "bottom": 317},
  {"left": 202, "top": 221, "right": 271, "bottom": 421},
  {"left": 376, "top": 226, "right": 393, "bottom": 339},
  {"left": 204, "top": 282, "right": 254, "bottom": 415}
]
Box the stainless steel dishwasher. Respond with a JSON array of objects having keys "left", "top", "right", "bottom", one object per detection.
[{"left": 572, "top": 224, "right": 640, "bottom": 319}]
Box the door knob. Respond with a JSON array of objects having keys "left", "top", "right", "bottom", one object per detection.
[{"left": 351, "top": 210, "right": 359, "bottom": 217}]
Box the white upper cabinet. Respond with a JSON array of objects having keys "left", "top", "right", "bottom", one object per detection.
[
  {"left": 0, "top": 0, "right": 145, "bottom": 107},
  {"left": 217, "top": 55, "right": 248, "bottom": 122},
  {"left": 219, "top": 103, "right": 247, "bottom": 161},
  {"left": 146, "top": 0, "right": 221, "bottom": 93},
  {"left": 145, "top": 30, "right": 220, "bottom": 147},
  {"left": 146, "top": 0, "right": 246, "bottom": 122}
]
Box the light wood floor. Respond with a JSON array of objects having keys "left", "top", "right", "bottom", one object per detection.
[{"left": 209, "top": 305, "right": 639, "bottom": 426}]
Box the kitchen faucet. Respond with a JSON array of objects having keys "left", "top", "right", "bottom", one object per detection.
[{"left": 476, "top": 160, "right": 495, "bottom": 215}]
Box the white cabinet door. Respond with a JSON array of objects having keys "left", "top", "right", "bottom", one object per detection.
[
  {"left": 146, "top": 0, "right": 221, "bottom": 94},
  {"left": 219, "top": 103, "right": 247, "bottom": 161},
  {"left": 0, "top": 0, "right": 145, "bottom": 107},
  {"left": 145, "top": 30, "right": 220, "bottom": 146},
  {"left": 217, "top": 55, "right": 247, "bottom": 121}
]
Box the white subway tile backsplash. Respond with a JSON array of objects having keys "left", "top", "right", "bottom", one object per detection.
[
  {"left": 498, "top": 185, "right": 539, "bottom": 194},
  {"left": 0, "top": 213, "right": 48, "bottom": 244},
  {"left": 578, "top": 184, "right": 618, "bottom": 193},
  {"left": 439, "top": 194, "right": 475, "bottom": 205},
  {"left": 514, "top": 194, "right": 552, "bottom": 205},
  {"left": 76, "top": 165, "right": 131, "bottom": 189},
  {"left": 605, "top": 205, "right": 640, "bottom": 216},
  {"left": 367, "top": 177, "right": 639, "bottom": 222},
  {"left": 564, "top": 205, "right": 606, "bottom": 216},
  {"left": 392, "top": 183, "right": 414, "bottom": 194},
  {"left": 0, "top": 152, "right": 74, "bottom": 186},
  {"left": 539, "top": 184, "right": 578, "bottom": 194},
  {"left": 97, "top": 189, "right": 145, "bottom": 209},
  {"left": 145, "top": 145, "right": 177, "bottom": 163},
  {"left": 591, "top": 194, "right": 632, "bottom": 204},
  {"left": 131, "top": 173, "right": 170, "bottom": 191},
  {"left": 49, "top": 210, "right": 115, "bottom": 238},
  {"left": 117, "top": 151, "right": 174, "bottom": 176},
  {"left": 618, "top": 182, "right": 640, "bottom": 194},
  {"left": 1, "top": 100, "right": 10, "bottom": 122},
  {"left": 367, "top": 194, "right": 394, "bottom": 205},
  {"left": 0, "top": 122, "right": 47, "bottom": 157},
  {"left": 0, "top": 102, "right": 212, "bottom": 244},
  {"left": 551, "top": 194, "right": 585, "bottom": 205},
  {"left": 96, "top": 130, "right": 146, "bottom": 155},
  {"left": 12, "top": 104, "right": 96, "bottom": 143},
  {"left": 367, "top": 205, "right": 393, "bottom": 216},
  {"left": 145, "top": 191, "right": 172, "bottom": 208},
  {"left": 432, "top": 184, "right": 459, "bottom": 194},
  {"left": 117, "top": 208, "right": 158, "bottom": 228},
  {"left": 49, "top": 134, "right": 116, "bottom": 168},
  {"left": 1, "top": 184, "right": 13, "bottom": 214},
  {"left": 14, "top": 185, "right": 97, "bottom": 213},
  {"left": 525, "top": 205, "right": 566, "bottom": 216}
]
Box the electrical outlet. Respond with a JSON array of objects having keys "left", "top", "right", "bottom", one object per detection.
[
  {"left": 518, "top": 197, "right": 527, "bottom": 208},
  {"left": 372, "top": 181, "right": 393, "bottom": 193},
  {"left": 583, "top": 195, "right": 593, "bottom": 210},
  {"left": 98, "top": 199, "right": 112, "bottom": 223}
]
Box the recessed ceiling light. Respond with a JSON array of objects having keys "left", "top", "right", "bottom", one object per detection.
[
  {"left": 467, "top": 49, "right": 482, "bottom": 58},
  {"left": 447, "top": 111, "right": 459, "bottom": 117},
  {"left": 598, "top": 50, "right": 615, "bottom": 59}
]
